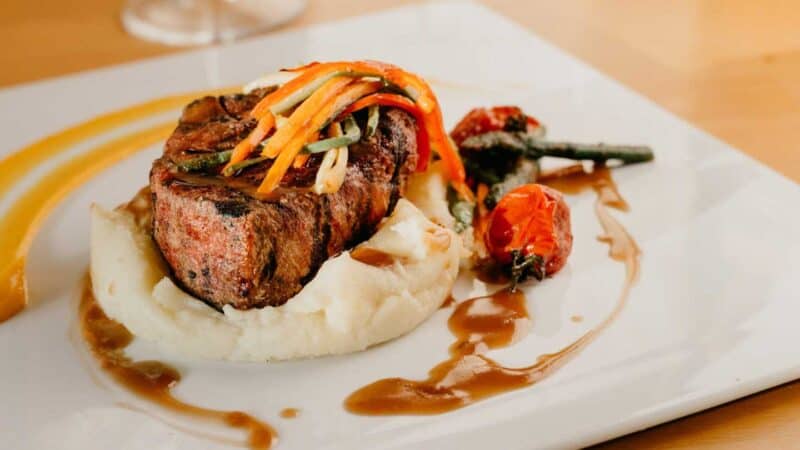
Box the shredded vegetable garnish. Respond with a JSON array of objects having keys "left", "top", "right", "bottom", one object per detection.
[
  {"left": 365, "top": 105, "right": 380, "bottom": 137},
  {"left": 256, "top": 80, "right": 383, "bottom": 194},
  {"left": 260, "top": 76, "right": 355, "bottom": 159},
  {"left": 226, "top": 60, "right": 468, "bottom": 196},
  {"left": 313, "top": 121, "right": 350, "bottom": 194}
]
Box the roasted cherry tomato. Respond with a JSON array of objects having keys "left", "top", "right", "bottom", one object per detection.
[
  {"left": 450, "top": 106, "right": 541, "bottom": 146},
  {"left": 485, "top": 184, "right": 572, "bottom": 277}
]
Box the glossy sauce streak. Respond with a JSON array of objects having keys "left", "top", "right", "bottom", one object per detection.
[
  {"left": 350, "top": 226, "right": 450, "bottom": 268},
  {"left": 346, "top": 165, "right": 640, "bottom": 415},
  {"left": 350, "top": 247, "right": 397, "bottom": 267},
  {"left": 439, "top": 294, "right": 456, "bottom": 309},
  {"left": 80, "top": 278, "right": 276, "bottom": 449},
  {"left": 0, "top": 87, "right": 231, "bottom": 324},
  {"left": 170, "top": 170, "right": 293, "bottom": 202}
]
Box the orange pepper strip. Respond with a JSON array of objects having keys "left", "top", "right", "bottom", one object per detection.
[
  {"left": 261, "top": 77, "right": 355, "bottom": 158},
  {"left": 337, "top": 93, "right": 430, "bottom": 168},
  {"left": 378, "top": 67, "right": 468, "bottom": 185},
  {"left": 337, "top": 93, "right": 471, "bottom": 198},
  {"left": 257, "top": 81, "right": 384, "bottom": 194}
]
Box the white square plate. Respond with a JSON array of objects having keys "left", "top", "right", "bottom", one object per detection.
[{"left": 1, "top": 2, "right": 798, "bottom": 449}]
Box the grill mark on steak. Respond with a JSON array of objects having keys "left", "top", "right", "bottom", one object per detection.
[
  {"left": 150, "top": 89, "right": 419, "bottom": 310},
  {"left": 382, "top": 114, "right": 411, "bottom": 213},
  {"left": 214, "top": 200, "right": 250, "bottom": 218},
  {"left": 300, "top": 195, "right": 329, "bottom": 286}
]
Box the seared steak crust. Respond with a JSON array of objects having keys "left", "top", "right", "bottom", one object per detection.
[{"left": 150, "top": 89, "right": 418, "bottom": 310}]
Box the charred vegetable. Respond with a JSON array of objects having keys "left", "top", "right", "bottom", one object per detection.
[
  {"left": 451, "top": 106, "right": 543, "bottom": 146},
  {"left": 461, "top": 131, "right": 653, "bottom": 164},
  {"left": 484, "top": 158, "right": 539, "bottom": 209},
  {"left": 447, "top": 187, "right": 474, "bottom": 233}
]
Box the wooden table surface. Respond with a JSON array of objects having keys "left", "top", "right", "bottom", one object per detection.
[{"left": 1, "top": 0, "right": 798, "bottom": 447}]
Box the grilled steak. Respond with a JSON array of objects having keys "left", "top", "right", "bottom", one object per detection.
[{"left": 150, "top": 89, "right": 418, "bottom": 310}]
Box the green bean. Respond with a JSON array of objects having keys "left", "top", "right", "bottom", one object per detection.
[
  {"left": 461, "top": 131, "right": 654, "bottom": 164},
  {"left": 304, "top": 116, "right": 361, "bottom": 154},
  {"left": 176, "top": 150, "right": 232, "bottom": 172}
]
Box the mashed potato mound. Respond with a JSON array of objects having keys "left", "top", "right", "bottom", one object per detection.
[{"left": 90, "top": 198, "right": 460, "bottom": 361}]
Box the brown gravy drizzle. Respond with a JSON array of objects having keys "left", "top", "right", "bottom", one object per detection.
[
  {"left": 439, "top": 294, "right": 456, "bottom": 309},
  {"left": 350, "top": 227, "right": 450, "bottom": 268},
  {"left": 79, "top": 278, "right": 277, "bottom": 449},
  {"left": 345, "top": 164, "right": 640, "bottom": 415}
]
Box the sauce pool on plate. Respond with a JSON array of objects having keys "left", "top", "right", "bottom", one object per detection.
[
  {"left": 79, "top": 277, "right": 277, "bottom": 449},
  {"left": 346, "top": 164, "right": 641, "bottom": 415}
]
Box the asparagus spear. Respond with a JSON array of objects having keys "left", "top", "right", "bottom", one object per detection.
[
  {"left": 447, "top": 186, "right": 474, "bottom": 234},
  {"left": 461, "top": 131, "right": 654, "bottom": 164},
  {"left": 222, "top": 155, "right": 270, "bottom": 176},
  {"left": 485, "top": 158, "right": 539, "bottom": 209},
  {"left": 177, "top": 150, "right": 233, "bottom": 172}
]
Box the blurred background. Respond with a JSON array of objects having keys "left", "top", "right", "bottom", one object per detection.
[
  {"left": 1, "top": 0, "right": 797, "bottom": 183},
  {"left": 1, "top": 0, "right": 798, "bottom": 447}
]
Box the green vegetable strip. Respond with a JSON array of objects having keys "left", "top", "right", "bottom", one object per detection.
[
  {"left": 270, "top": 71, "right": 398, "bottom": 116},
  {"left": 304, "top": 116, "right": 361, "bottom": 154},
  {"left": 460, "top": 131, "right": 654, "bottom": 164},
  {"left": 485, "top": 159, "right": 539, "bottom": 209},
  {"left": 269, "top": 71, "right": 344, "bottom": 116},
  {"left": 222, "top": 156, "right": 270, "bottom": 176},
  {"left": 177, "top": 150, "right": 232, "bottom": 172},
  {"left": 525, "top": 139, "right": 653, "bottom": 163},
  {"left": 447, "top": 186, "right": 474, "bottom": 234},
  {"left": 366, "top": 105, "right": 380, "bottom": 137}
]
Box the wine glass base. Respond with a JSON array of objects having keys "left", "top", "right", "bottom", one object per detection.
[{"left": 121, "top": 0, "right": 307, "bottom": 46}]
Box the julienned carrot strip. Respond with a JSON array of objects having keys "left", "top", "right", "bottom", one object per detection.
[
  {"left": 229, "top": 62, "right": 394, "bottom": 174},
  {"left": 292, "top": 131, "right": 318, "bottom": 168},
  {"left": 233, "top": 61, "right": 465, "bottom": 191},
  {"left": 250, "top": 61, "right": 387, "bottom": 118},
  {"left": 257, "top": 81, "right": 384, "bottom": 194},
  {"left": 429, "top": 107, "right": 468, "bottom": 187},
  {"left": 260, "top": 77, "right": 354, "bottom": 159},
  {"left": 224, "top": 113, "right": 275, "bottom": 172},
  {"left": 292, "top": 153, "right": 310, "bottom": 169}
]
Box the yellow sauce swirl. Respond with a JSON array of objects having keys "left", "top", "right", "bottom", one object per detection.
[{"left": 0, "top": 88, "right": 230, "bottom": 323}]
